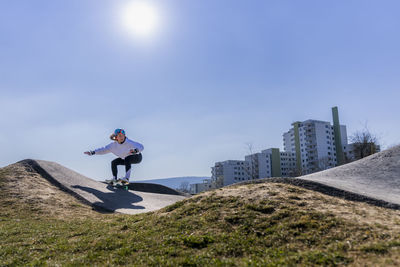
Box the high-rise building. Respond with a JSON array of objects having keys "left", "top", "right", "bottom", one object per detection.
[
  {"left": 278, "top": 150, "right": 297, "bottom": 177},
  {"left": 209, "top": 106, "right": 352, "bottom": 189},
  {"left": 283, "top": 107, "right": 349, "bottom": 175}
]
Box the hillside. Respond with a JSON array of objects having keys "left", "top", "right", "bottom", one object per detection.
[{"left": 1, "top": 160, "right": 400, "bottom": 265}]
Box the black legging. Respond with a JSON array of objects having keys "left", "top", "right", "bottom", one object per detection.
[{"left": 111, "top": 153, "right": 142, "bottom": 178}]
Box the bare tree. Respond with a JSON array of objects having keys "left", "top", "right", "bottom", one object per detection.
[
  {"left": 350, "top": 127, "right": 380, "bottom": 160},
  {"left": 317, "top": 156, "right": 331, "bottom": 171},
  {"left": 212, "top": 175, "right": 224, "bottom": 189},
  {"left": 178, "top": 181, "right": 190, "bottom": 193},
  {"left": 210, "top": 163, "right": 224, "bottom": 189},
  {"left": 245, "top": 142, "right": 259, "bottom": 180}
]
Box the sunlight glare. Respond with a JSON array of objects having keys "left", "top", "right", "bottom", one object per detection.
[{"left": 120, "top": 1, "right": 159, "bottom": 39}]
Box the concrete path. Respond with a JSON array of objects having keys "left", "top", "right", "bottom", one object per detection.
[
  {"left": 26, "top": 159, "right": 188, "bottom": 215},
  {"left": 299, "top": 145, "right": 400, "bottom": 206}
]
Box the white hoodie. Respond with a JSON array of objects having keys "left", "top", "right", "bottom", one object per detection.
[{"left": 94, "top": 138, "right": 144, "bottom": 159}]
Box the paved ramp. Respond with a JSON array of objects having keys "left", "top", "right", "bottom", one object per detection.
[
  {"left": 299, "top": 145, "right": 400, "bottom": 206},
  {"left": 25, "top": 159, "right": 187, "bottom": 214}
]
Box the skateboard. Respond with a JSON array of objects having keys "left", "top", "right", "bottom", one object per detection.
[{"left": 107, "top": 179, "right": 129, "bottom": 190}]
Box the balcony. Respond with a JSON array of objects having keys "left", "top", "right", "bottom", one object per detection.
[
  {"left": 305, "top": 134, "right": 316, "bottom": 140},
  {"left": 305, "top": 146, "right": 316, "bottom": 152}
]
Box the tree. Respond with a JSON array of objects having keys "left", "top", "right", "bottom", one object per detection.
[
  {"left": 245, "top": 142, "right": 259, "bottom": 180},
  {"left": 211, "top": 163, "right": 225, "bottom": 189},
  {"left": 349, "top": 127, "right": 380, "bottom": 160},
  {"left": 211, "top": 174, "right": 224, "bottom": 189},
  {"left": 178, "top": 181, "right": 190, "bottom": 193},
  {"left": 317, "top": 156, "right": 332, "bottom": 171}
]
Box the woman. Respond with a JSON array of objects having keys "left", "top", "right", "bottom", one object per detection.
[{"left": 84, "top": 129, "right": 144, "bottom": 183}]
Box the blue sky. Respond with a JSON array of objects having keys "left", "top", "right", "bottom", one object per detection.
[{"left": 1, "top": 0, "right": 399, "bottom": 180}]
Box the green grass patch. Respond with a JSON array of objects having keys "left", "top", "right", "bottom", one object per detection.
[
  {"left": 1, "top": 167, "right": 400, "bottom": 266},
  {"left": 360, "top": 243, "right": 390, "bottom": 254}
]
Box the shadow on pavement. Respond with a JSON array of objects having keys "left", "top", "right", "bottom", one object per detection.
[{"left": 72, "top": 185, "right": 145, "bottom": 212}]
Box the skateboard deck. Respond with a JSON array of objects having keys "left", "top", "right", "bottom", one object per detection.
[{"left": 107, "top": 179, "right": 129, "bottom": 190}]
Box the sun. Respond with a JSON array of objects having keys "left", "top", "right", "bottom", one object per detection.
[{"left": 120, "top": 1, "right": 160, "bottom": 39}]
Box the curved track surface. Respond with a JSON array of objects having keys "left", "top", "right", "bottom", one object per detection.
[
  {"left": 23, "top": 159, "right": 188, "bottom": 214},
  {"left": 299, "top": 145, "right": 400, "bottom": 206}
]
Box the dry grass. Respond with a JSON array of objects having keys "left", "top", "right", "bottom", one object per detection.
[
  {"left": 0, "top": 162, "right": 101, "bottom": 219},
  {"left": 194, "top": 183, "right": 400, "bottom": 266},
  {"left": 1, "top": 162, "right": 400, "bottom": 266},
  {"left": 213, "top": 183, "right": 400, "bottom": 231}
]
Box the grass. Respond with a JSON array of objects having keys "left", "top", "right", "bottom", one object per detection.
[{"left": 1, "top": 163, "right": 400, "bottom": 266}]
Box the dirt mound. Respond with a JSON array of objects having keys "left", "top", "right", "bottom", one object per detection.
[
  {"left": 0, "top": 161, "right": 97, "bottom": 218},
  {"left": 195, "top": 182, "right": 400, "bottom": 233},
  {"left": 300, "top": 145, "right": 400, "bottom": 206}
]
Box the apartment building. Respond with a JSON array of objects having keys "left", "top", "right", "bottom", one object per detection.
[
  {"left": 190, "top": 179, "right": 213, "bottom": 194},
  {"left": 283, "top": 107, "right": 348, "bottom": 175},
  {"left": 244, "top": 150, "right": 272, "bottom": 179},
  {"left": 210, "top": 106, "right": 354, "bottom": 188},
  {"left": 211, "top": 160, "right": 251, "bottom": 187},
  {"left": 279, "top": 150, "right": 297, "bottom": 177},
  {"left": 245, "top": 148, "right": 296, "bottom": 179}
]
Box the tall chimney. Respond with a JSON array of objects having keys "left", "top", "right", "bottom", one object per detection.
[{"left": 332, "top": 106, "right": 345, "bottom": 165}]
